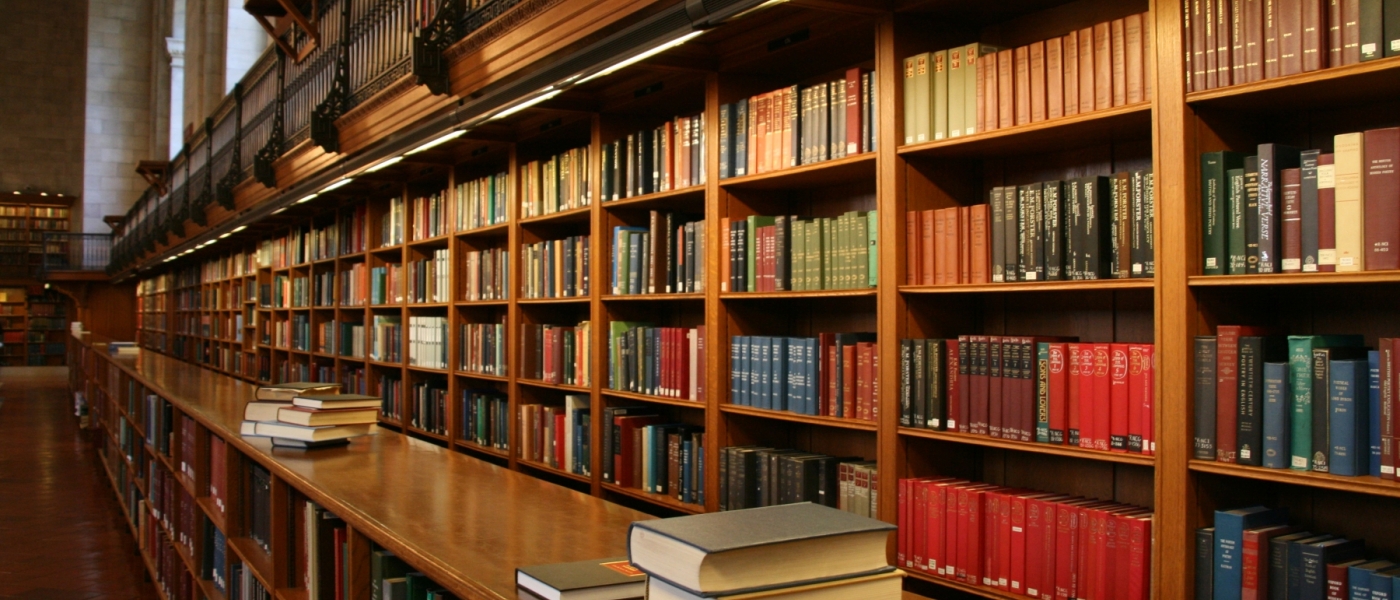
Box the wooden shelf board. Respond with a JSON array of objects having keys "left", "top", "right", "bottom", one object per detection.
[
  {"left": 453, "top": 222, "right": 509, "bottom": 238},
  {"left": 601, "top": 482, "right": 704, "bottom": 514},
  {"left": 405, "top": 425, "right": 450, "bottom": 443},
  {"left": 720, "top": 288, "right": 877, "bottom": 300},
  {"left": 406, "top": 302, "right": 451, "bottom": 309},
  {"left": 519, "top": 205, "right": 592, "bottom": 226},
  {"left": 516, "top": 296, "right": 591, "bottom": 304},
  {"left": 601, "top": 292, "right": 705, "bottom": 302},
  {"left": 455, "top": 370, "right": 508, "bottom": 382},
  {"left": 516, "top": 378, "right": 591, "bottom": 393},
  {"left": 453, "top": 299, "right": 510, "bottom": 306},
  {"left": 1188, "top": 270, "right": 1400, "bottom": 287},
  {"left": 905, "top": 569, "right": 1018, "bottom": 600},
  {"left": 405, "top": 364, "right": 450, "bottom": 375},
  {"left": 901, "top": 278, "right": 1153, "bottom": 294},
  {"left": 601, "top": 185, "right": 706, "bottom": 210},
  {"left": 897, "top": 102, "right": 1152, "bottom": 159},
  {"left": 1189, "top": 460, "right": 1400, "bottom": 498},
  {"left": 453, "top": 439, "right": 510, "bottom": 458},
  {"left": 601, "top": 388, "right": 706, "bottom": 409},
  {"left": 517, "top": 458, "right": 591, "bottom": 484},
  {"left": 720, "top": 404, "right": 878, "bottom": 431},
  {"left": 407, "top": 234, "right": 452, "bottom": 247},
  {"left": 227, "top": 536, "right": 277, "bottom": 593},
  {"left": 1186, "top": 57, "right": 1400, "bottom": 110},
  {"left": 899, "top": 427, "right": 1156, "bottom": 466},
  {"left": 719, "top": 153, "right": 876, "bottom": 191}
]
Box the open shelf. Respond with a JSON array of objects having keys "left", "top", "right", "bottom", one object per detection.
[
  {"left": 900, "top": 427, "right": 1156, "bottom": 467},
  {"left": 720, "top": 404, "right": 878, "bottom": 432},
  {"left": 1186, "top": 56, "right": 1400, "bottom": 110},
  {"left": 898, "top": 102, "right": 1152, "bottom": 159},
  {"left": 1188, "top": 270, "right": 1400, "bottom": 287},
  {"left": 601, "top": 482, "right": 704, "bottom": 515},
  {"left": 719, "top": 153, "right": 876, "bottom": 191},
  {"left": 901, "top": 278, "right": 1153, "bottom": 294},
  {"left": 1189, "top": 460, "right": 1400, "bottom": 500}
]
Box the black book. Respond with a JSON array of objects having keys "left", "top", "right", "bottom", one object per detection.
[
  {"left": 1196, "top": 527, "right": 1215, "bottom": 600},
  {"left": 1311, "top": 346, "right": 1370, "bottom": 473},
  {"left": 1025, "top": 183, "right": 1045, "bottom": 281},
  {"left": 1017, "top": 185, "right": 1034, "bottom": 282},
  {"left": 1299, "top": 150, "right": 1322, "bottom": 272},
  {"left": 1244, "top": 155, "right": 1262, "bottom": 273},
  {"left": 1268, "top": 530, "right": 1315, "bottom": 600},
  {"left": 1360, "top": 0, "right": 1385, "bottom": 60},
  {"left": 1236, "top": 336, "right": 1287, "bottom": 466},
  {"left": 1081, "top": 176, "right": 1112, "bottom": 279},
  {"left": 1130, "top": 171, "right": 1149, "bottom": 278},
  {"left": 1387, "top": 0, "right": 1400, "bottom": 58},
  {"left": 1194, "top": 336, "right": 1218, "bottom": 460},
  {"left": 900, "top": 340, "right": 914, "bottom": 427},
  {"left": 1065, "top": 179, "right": 1082, "bottom": 280},
  {"left": 270, "top": 437, "right": 351, "bottom": 449},
  {"left": 1298, "top": 538, "right": 1366, "bottom": 599},
  {"left": 727, "top": 446, "right": 768, "bottom": 510},
  {"left": 1043, "top": 180, "right": 1064, "bottom": 280},
  {"left": 1256, "top": 144, "right": 1301, "bottom": 274},
  {"left": 516, "top": 557, "right": 646, "bottom": 600},
  {"left": 905, "top": 340, "right": 922, "bottom": 428},
  {"left": 1007, "top": 185, "right": 1024, "bottom": 281},
  {"left": 926, "top": 339, "right": 946, "bottom": 430},
  {"left": 991, "top": 186, "right": 1007, "bottom": 282},
  {"left": 1142, "top": 171, "right": 1155, "bottom": 276}
]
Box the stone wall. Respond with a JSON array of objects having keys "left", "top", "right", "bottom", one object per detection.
[{"left": 0, "top": 0, "right": 89, "bottom": 200}]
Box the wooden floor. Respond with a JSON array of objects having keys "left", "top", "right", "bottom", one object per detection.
[{"left": 0, "top": 367, "right": 160, "bottom": 600}]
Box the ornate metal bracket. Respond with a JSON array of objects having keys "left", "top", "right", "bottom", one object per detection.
[
  {"left": 255, "top": 50, "right": 287, "bottom": 189},
  {"left": 311, "top": 0, "right": 350, "bottom": 154},
  {"left": 413, "top": 0, "right": 465, "bottom": 96},
  {"left": 218, "top": 86, "right": 244, "bottom": 210}
]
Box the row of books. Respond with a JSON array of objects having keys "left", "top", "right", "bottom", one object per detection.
[
  {"left": 520, "top": 321, "right": 591, "bottom": 386},
  {"left": 1184, "top": 0, "right": 1392, "bottom": 94},
  {"left": 339, "top": 264, "right": 368, "bottom": 306},
  {"left": 719, "top": 446, "right": 877, "bottom": 517},
  {"left": 1201, "top": 129, "right": 1400, "bottom": 275},
  {"left": 138, "top": 510, "right": 202, "bottom": 600},
  {"left": 380, "top": 374, "right": 402, "bottom": 421},
  {"left": 900, "top": 337, "right": 1158, "bottom": 455},
  {"left": 369, "top": 264, "right": 403, "bottom": 305},
  {"left": 406, "top": 250, "right": 449, "bottom": 303},
  {"left": 897, "top": 479, "right": 1152, "bottom": 600},
  {"left": 461, "top": 389, "right": 508, "bottom": 450},
  {"left": 519, "top": 396, "right": 590, "bottom": 476},
  {"left": 607, "top": 322, "right": 705, "bottom": 400},
  {"left": 270, "top": 274, "right": 311, "bottom": 307},
  {"left": 459, "top": 322, "right": 505, "bottom": 376},
  {"left": 616, "top": 419, "right": 706, "bottom": 505},
  {"left": 261, "top": 233, "right": 308, "bottom": 269},
  {"left": 609, "top": 213, "right": 706, "bottom": 295},
  {"left": 456, "top": 172, "right": 509, "bottom": 231},
  {"left": 341, "top": 205, "right": 368, "bottom": 254},
  {"left": 723, "top": 211, "right": 878, "bottom": 292},
  {"left": 717, "top": 68, "right": 877, "bottom": 179},
  {"left": 461, "top": 247, "right": 508, "bottom": 301},
  {"left": 1201, "top": 506, "right": 1400, "bottom": 600},
  {"left": 1194, "top": 330, "right": 1400, "bottom": 478},
  {"left": 370, "top": 315, "right": 402, "bottom": 362},
  {"left": 313, "top": 271, "right": 333, "bottom": 306},
  {"left": 730, "top": 333, "right": 878, "bottom": 421},
  {"left": 521, "top": 235, "right": 590, "bottom": 299},
  {"left": 409, "top": 191, "right": 447, "bottom": 241},
  {"left": 406, "top": 316, "right": 448, "bottom": 370},
  {"left": 601, "top": 114, "right": 707, "bottom": 201},
  {"left": 308, "top": 219, "right": 338, "bottom": 262},
  {"left": 147, "top": 458, "right": 197, "bottom": 560},
  {"left": 520, "top": 146, "right": 591, "bottom": 219},
  {"left": 409, "top": 381, "right": 448, "bottom": 435},
  {"left": 273, "top": 314, "right": 310, "bottom": 351},
  {"left": 383, "top": 197, "right": 406, "bottom": 247}
]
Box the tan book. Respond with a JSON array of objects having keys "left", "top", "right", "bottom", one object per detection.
[
  {"left": 255, "top": 381, "right": 340, "bottom": 401},
  {"left": 292, "top": 393, "right": 383, "bottom": 409},
  {"left": 1064, "top": 33, "right": 1081, "bottom": 116},
  {"left": 932, "top": 50, "right": 949, "bottom": 141},
  {"left": 1333, "top": 132, "right": 1366, "bottom": 271},
  {"left": 1014, "top": 46, "right": 1031, "bottom": 126},
  {"left": 782, "top": 85, "right": 796, "bottom": 167},
  {"left": 244, "top": 401, "right": 286, "bottom": 422},
  {"left": 1143, "top": 11, "right": 1152, "bottom": 100},
  {"left": 1078, "top": 27, "right": 1096, "bottom": 114},
  {"left": 1094, "top": 22, "right": 1113, "bottom": 110},
  {"left": 1030, "top": 41, "right": 1047, "bottom": 122},
  {"left": 948, "top": 47, "right": 965, "bottom": 137},
  {"left": 979, "top": 48, "right": 997, "bottom": 132},
  {"left": 965, "top": 44, "right": 996, "bottom": 136},
  {"left": 1125, "top": 13, "right": 1145, "bottom": 104},
  {"left": 997, "top": 49, "right": 1015, "bottom": 129},
  {"left": 255, "top": 421, "right": 375, "bottom": 442},
  {"left": 903, "top": 55, "right": 919, "bottom": 145},
  {"left": 1046, "top": 37, "right": 1064, "bottom": 119},
  {"left": 278, "top": 406, "right": 380, "bottom": 427},
  {"left": 646, "top": 571, "right": 904, "bottom": 600}
]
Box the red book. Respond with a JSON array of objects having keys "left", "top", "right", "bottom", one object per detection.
[
  {"left": 1069, "top": 343, "right": 1085, "bottom": 447},
  {"left": 333, "top": 526, "right": 346, "bottom": 600},
  {"left": 1110, "top": 343, "right": 1131, "bottom": 452},
  {"left": 1318, "top": 153, "right": 1338, "bottom": 272},
  {"left": 913, "top": 479, "right": 932, "bottom": 572},
  {"left": 846, "top": 68, "right": 863, "bottom": 155},
  {"left": 1054, "top": 500, "right": 1086, "bottom": 599},
  {"left": 615, "top": 415, "right": 661, "bottom": 487},
  {"left": 1264, "top": 0, "right": 1281, "bottom": 77},
  {"left": 906, "top": 213, "right": 920, "bottom": 285},
  {"left": 1282, "top": 167, "right": 1304, "bottom": 272},
  {"left": 842, "top": 343, "right": 857, "bottom": 419},
  {"left": 872, "top": 349, "right": 880, "bottom": 421},
  {"left": 1280, "top": 0, "right": 1303, "bottom": 75},
  {"left": 959, "top": 206, "right": 972, "bottom": 284},
  {"left": 1242, "top": 524, "right": 1300, "bottom": 599},
  {"left": 972, "top": 336, "right": 991, "bottom": 435},
  {"left": 697, "top": 325, "right": 706, "bottom": 402},
  {"left": 1326, "top": 561, "right": 1356, "bottom": 600},
  {"left": 555, "top": 411, "right": 566, "bottom": 467},
  {"left": 898, "top": 478, "right": 911, "bottom": 569},
  {"left": 1301, "top": 0, "right": 1325, "bottom": 71},
  {"left": 1217, "top": 325, "right": 1271, "bottom": 462},
  {"left": 857, "top": 342, "right": 874, "bottom": 421},
  {"left": 957, "top": 486, "right": 973, "bottom": 582},
  {"left": 1009, "top": 492, "right": 1048, "bottom": 594},
  {"left": 1080, "top": 344, "right": 1103, "bottom": 450},
  {"left": 985, "top": 491, "right": 1004, "bottom": 588},
  {"left": 1126, "top": 514, "right": 1153, "bottom": 600},
  {"left": 820, "top": 333, "right": 836, "bottom": 415},
  {"left": 989, "top": 337, "right": 1006, "bottom": 438},
  {"left": 1129, "top": 344, "right": 1156, "bottom": 454},
  {"left": 1364, "top": 127, "right": 1400, "bottom": 270},
  {"left": 1341, "top": 0, "right": 1360, "bottom": 64},
  {"left": 947, "top": 483, "right": 967, "bottom": 580}
]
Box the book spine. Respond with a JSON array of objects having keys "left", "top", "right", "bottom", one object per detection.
[
  {"left": 1264, "top": 361, "right": 1292, "bottom": 468},
  {"left": 1364, "top": 128, "right": 1400, "bottom": 270},
  {"left": 1245, "top": 156, "right": 1262, "bottom": 273},
  {"left": 1237, "top": 336, "right": 1265, "bottom": 465},
  {"left": 1318, "top": 153, "right": 1338, "bottom": 271},
  {"left": 1360, "top": 0, "right": 1384, "bottom": 59},
  {"left": 1218, "top": 327, "right": 1244, "bottom": 463},
  {"left": 1329, "top": 359, "right": 1367, "bottom": 476},
  {"left": 1334, "top": 132, "right": 1366, "bottom": 271},
  {"left": 1281, "top": 168, "right": 1303, "bottom": 272},
  {"left": 1300, "top": 151, "right": 1322, "bottom": 271}
]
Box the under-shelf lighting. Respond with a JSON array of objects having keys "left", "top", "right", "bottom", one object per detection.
[
  {"left": 405, "top": 130, "right": 466, "bottom": 155},
  {"left": 296, "top": 193, "right": 319, "bottom": 204},
  {"left": 488, "top": 88, "right": 562, "bottom": 121},
  {"left": 724, "top": 0, "right": 790, "bottom": 22},
  {"left": 218, "top": 232, "right": 231, "bottom": 239},
  {"left": 271, "top": 206, "right": 288, "bottom": 215},
  {"left": 363, "top": 156, "right": 404, "bottom": 173},
  {"left": 320, "top": 178, "right": 354, "bottom": 193},
  {"left": 232, "top": 225, "right": 247, "bottom": 233},
  {"left": 574, "top": 31, "right": 706, "bottom": 85}
]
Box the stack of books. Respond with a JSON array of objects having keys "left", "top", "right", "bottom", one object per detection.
[
  {"left": 240, "top": 382, "right": 379, "bottom": 448},
  {"left": 627, "top": 502, "right": 900, "bottom": 599}
]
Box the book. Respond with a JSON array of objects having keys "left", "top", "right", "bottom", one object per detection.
[
  {"left": 1196, "top": 336, "right": 1220, "bottom": 460},
  {"left": 271, "top": 437, "right": 352, "bottom": 449},
  {"left": 644, "top": 570, "right": 902, "bottom": 600},
  {"left": 516, "top": 557, "right": 646, "bottom": 600},
  {"left": 1298, "top": 538, "right": 1365, "bottom": 599},
  {"left": 1349, "top": 560, "right": 1399, "bottom": 600},
  {"left": 1214, "top": 506, "right": 1288, "bottom": 600},
  {"left": 1329, "top": 358, "right": 1371, "bottom": 476},
  {"left": 1237, "top": 336, "right": 1286, "bottom": 465},
  {"left": 1312, "top": 346, "right": 1369, "bottom": 472},
  {"left": 277, "top": 406, "right": 379, "bottom": 427},
  {"left": 255, "top": 381, "right": 341, "bottom": 401},
  {"left": 291, "top": 393, "right": 386, "bottom": 409},
  {"left": 253, "top": 422, "right": 374, "bottom": 442},
  {"left": 1218, "top": 325, "right": 1273, "bottom": 463},
  {"left": 1198, "top": 528, "right": 1216, "bottom": 600},
  {"left": 1288, "top": 336, "right": 1363, "bottom": 470},
  {"left": 1256, "top": 144, "right": 1301, "bottom": 274},
  {"left": 627, "top": 502, "right": 895, "bottom": 597},
  {"left": 1364, "top": 127, "right": 1400, "bottom": 270},
  {"left": 1241, "top": 524, "right": 1299, "bottom": 600},
  {"left": 1334, "top": 132, "right": 1367, "bottom": 271},
  {"left": 1262, "top": 361, "right": 1291, "bottom": 468}
]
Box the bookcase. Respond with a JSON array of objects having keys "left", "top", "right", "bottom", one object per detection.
[
  {"left": 0, "top": 193, "right": 73, "bottom": 275},
  {"left": 0, "top": 286, "right": 70, "bottom": 366},
  {"left": 111, "top": 0, "right": 1400, "bottom": 598}
]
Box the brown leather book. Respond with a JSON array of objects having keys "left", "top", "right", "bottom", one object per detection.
[
  {"left": 944, "top": 208, "right": 960, "bottom": 285},
  {"left": 1341, "top": 0, "right": 1360, "bottom": 64},
  {"left": 1364, "top": 127, "right": 1400, "bottom": 271},
  {"left": 1318, "top": 153, "right": 1338, "bottom": 271},
  {"left": 1328, "top": 0, "right": 1343, "bottom": 66},
  {"left": 1079, "top": 28, "right": 1096, "bottom": 114},
  {"left": 1215, "top": 0, "right": 1233, "bottom": 86},
  {"left": 1064, "top": 33, "right": 1081, "bottom": 115},
  {"left": 976, "top": 49, "right": 989, "bottom": 133},
  {"left": 1205, "top": 0, "right": 1220, "bottom": 88},
  {"left": 960, "top": 205, "right": 972, "bottom": 283},
  {"left": 1111, "top": 19, "right": 1128, "bottom": 106},
  {"left": 1279, "top": 0, "right": 1303, "bottom": 75},
  {"left": 1126, "top": 14, "right": 1145, "bottom": 104},
  {"left": 1245, "top": 0, "right": 1265, "bottom": 81},
  {"left": 1143, "top": 14, "right": 1153, "bottom": 100},
  {"left": 998, "top": 49, "right": 1016, "bottom": 129},
  {"left": 1030, "top": 41, "right": 1047, "bottom": 122},
  {"left": 1047, "top": 37, "right": 1065, "bottom": 118},
  {"left": 1094, "top": 22, "right": 1112, "bottom": 110},
  {"left": 1281, "top": 167, "right": 1304, "bottom": 272},
  {"left": 1264, "top": 0, "right": 1281, "bottom": 78},
  {"left": 921, "top": 209, "right": 936, "bottom": 285},
  {"left": 1231, "top": 0, "right": 1249, "bottom": 82},
  {"left": 905, "top": 213, "right": 919, "bottom": 285},
  {"left": 971, "top": 204, "right": 990, "bottom": 284},
  {"left": 1193, "top": 0, "right": 1208, "bottom": 90},
  {"left": 1015, "top": 46, "right": 1032, "bottom": 125},
  {"left": 1301, "top": 0, "right": 1325, "bottom": 70},
  {"left": 845, "top": 69, "right": 862, "bottom": 156},
  {"left": 934, "top": 208, "right": 948, "bottom": 285}
]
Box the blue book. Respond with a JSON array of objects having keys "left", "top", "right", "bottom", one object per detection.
[
  {"left": 1374, "top": 566, "right": 1400, "bottom": 600},
  {"left": 730, "top": 336, "right": 743, "bottom": 405},
  {"left": 772, "top": 337, "right": 789, "bottom": 412},
  {"left": 1215, "top": 506, "right": 1289, "bottom": 600},
  {"left": 1371, "top": 350, "right": 1383, "bottom": 477},
  {"left": 719, "top": 103, "right": 733, "bottom": 179},
  {"left": 788, "top": 338, "right": 804, "bottom": 415},
  {"left": 807, "top": 338, "right": 819, "bottom": 415},
  {"left": 1263, "top": 361, "right": 1291, "bottom": 468},
  {"left": 1290, "top": 534, "right": 1335, "bottom": 599},
  {"left": 734, "top": 99, "right": 749, "bottom": 177},
  {"left": 756, "top": 337, "right": 770, "bottom": 410},
  {"left": 1330, "top": 359, "right": 1371, "bottom": 476},
  {"left": 680, "top": 436, "right": 692, "bottom": 504},
  {"left": 1351, "top": 561, "right": 1397, "bottom": 600},
  {"left": 1301, "top": 538, "right": 1366, "bottom": 598},
  {"left": 1270, "top": 530, "right": 1316, "bottom": 600}
]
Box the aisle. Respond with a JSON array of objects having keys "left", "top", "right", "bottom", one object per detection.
[{"left": 0, "top": 367, "right": 160, "bottom": 600}]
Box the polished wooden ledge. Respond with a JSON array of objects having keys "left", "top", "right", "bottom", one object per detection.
[{"left": 77, "top": 333, "right": 652, "bottom": 600}]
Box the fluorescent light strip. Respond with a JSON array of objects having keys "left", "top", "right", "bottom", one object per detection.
[
  {"left": 488, "top": 89, "right": 562, "bottom": 121},
  {"left": 405, "top": 130, "right": 466, "bottom": 155},
  {"left": 363, "top": 156, "right": 404, "bottom": 173},
  {"left": 232, "top": 225, "right": 247, "bottom": 233},
  {"left": 320, "top": 178, "right": 353, "bottom": 193},
  {"left": 218, "top": 233, "right": 231, "bottom": 239},
  {"left": 575, "top": 31, "right": 705, "bottom": 85},
  {"left": 271, "top": 206, "right": 287, "bottom": 215},
  {"left": 296, "top": 193, "right": 319, "bottom": 204}
]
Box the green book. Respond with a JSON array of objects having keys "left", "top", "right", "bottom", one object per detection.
[
  {"left": 1227, "top": 167, "right": 1248, "bottom": 274},
  {"left": 371, "top": 550, "right": 410, "bottom": 600},
  {"left": 822, "top": 217, "right": 835, "bottom": 290},
  {"left": 1287, "top": 335, "right": 1364, "bottom": 470},
  {"left": 745, "top": 215, "right": 775, "bottom": 291},
  {"left": 853, "top": 211, "right": 868, "bottom": 288},
  {"left": 931, "top": 50, "right": 948, "bottom": 141},
  {"left": 808, "top": 218, "right": 824, "bottom": 290},
  {"left": 835, "top": 213, "right": 849, "bottom": 289},
  {"left": 867, "top": 209, "right": 879, "bottom": 287},
  {"left": 1201, "top": 151, "right": 1243, "bottom": 275},
  {"left": 405, "top": 572, "right": 431, "bottom": 600}
]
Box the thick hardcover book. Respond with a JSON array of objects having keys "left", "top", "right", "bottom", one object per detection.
[
  {"left": 1299, "top": 538, "right": 1366, "bottom": 599},
  {"left": 1318, "top": 153, "right": 1338, "bottom": 271},
  {"left": 927, "top": 340, "right": 947, "bottom": 429},
  {"left": 1079, "top": 27, "right": 1096, "bottom": 114},
  {"left": 1334, "top": 132, "right": 1367, "bottom": 271},
  {"left": 932, "top": 51, "right": 949, "bottom": 142},
  {"left": 1264, "top": 0, "right": 1280, "bottom": 77},
  {"left": 1219, "top": 326, "right": 1272, "bottom": 463},
  {"left": 1257, "top": 144, "right": 1302, "bottom": 274},
  {"left": 1197, "top": 337, "right": 1221, "bottom": 459},
  {"left": 1245, "top": 155, "right": 1263, "bottom": 272},
  {"left": 1287, "top": 336, "right": 1364, "bottom": 470},
  {"left": 1231, "top": 0, "right": 1248, "bottom": 82},
  {"left": 1383, "top": 339, "right": 1397, "bottom": 480},
  {"left": 1111, "top": 19, "right": 1127, "bottom": 106},
  {"left": 1014, "top": 46, "right": 1031, "bottom": 126},
  {"left": 1300, "top": 150, "right": 1322, "bottom": 271},
  {"left": 1245, "top": 0, "right": 1266, "bottom": 81},
  {"left": 1243, "top": 524, "right": 1300, "bottom": 600},
  {"left": 1207, "top": 0, "right": 1221, "bottom": 88},
  {"left": 1215, "top": 507, "right": 1289, "bottom": 600},
  {"left": 991, "top": 188, "right": 1006, "bottom": 282},
  {"left": 1112, "top": 172, "right": 1133, "bottom": 279},
  {"left": 516, "top": 558, "right": 645, "bottom": 600},
  {"left": 1348, "top": 560, "right": 1399, "bottom": 600},
  {"left": 1281, "top": 167, "right": 1303, "bottom": 272},
  {"left": 997, "top": 49, "right": 1015, "bottom": 130},
  {"left": 1269, "top": 530, "right": 1317, "bottom": 600},
  {"left": 1198, "top": 528, "right": 1217, "bottom": 600},
  {"left": 1204, "top": 153, "right": 1248, "bottom": 276},
  {"left": 1082, "top": 176, "right": 1111, "bottom": 279},
  {"left": 1388, "top": 0, "right": 1400, "bottom": 57},
  {"left": 1329, "top": 358, "right": 1371, "bottom": 476},
  {"left": 1046, "top": 37, "right": 1064, "bottom": 119},
  {"left": 1093, "top": 22, "right": 1112, "bottom": 109},
  {"left": 1371, "top": 349, "right": 1383, "bottom": 477},
  {"left": 1238, "top": 336, "right": 1286, "bottom": 465},
  {"left": 1302, "top": 0, "right": 1326, "bottom": 70},
  {"left": 1280, "top": 0, "right": 1303, "bottom": 74},
  {"left": 1005, "top": 186, "right": 1021, "bottom": 281},
  {"left": 1313, "top": 346, "right": 1370, "bottom": 472},
  {"left": 1360, "top": 0, "right": 1384, "bottom": 60},
  {"left": 1364, "top": 127, "right": 1400, "bottom": 270},
  {"left": 1044, "top": 181, "right": 1064, "bottom": 280},
  {"left": 1063, "top": 33, "right": 1080, "bottom": 116},
  {"left": 1229, "top": 167, "right": 1249, "bottom": 274},
  {"left": 1263, "top": 361, "right": 1292, "bottom": 468}
]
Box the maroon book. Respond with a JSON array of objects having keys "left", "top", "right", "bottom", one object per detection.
[
  {"left": 1342, "top": 0, "right": 1361, "bottom": 64},
  {"left": 1301, "top": 0, "right": 1325, "bottom": 71},
  {"left": 1217, "top": 325, "right": 1272, "bottom": 463},
  {"left": 1215, "top": 0, "right": 1233, "bottom": 86},
  {"left": 1194, "top": 0, "right": 1209, "bottom": 90},
  {"left": 1264, "top": 0, "right": 1281, "bottom": 77},
  {"left": 1364, "top": 127, "right": 1400, "bottom": 270},
  {"left": 1245, "top": 0, "right": 1266, "bottom": 81},
  {"left": 1206, "top": 0, "right": 1221, "bottom": 88},
  {"left": 1231, "top": 0, "right": 1249, "bottom": 83},
  {"left": 1328, "top": 0, "right": 1344, "bottom": 66},
  {"left": 1279, "top": 0, "right": 1304, "bottom": 75},
  {"left": 1281, "top": 168, "right": 1304, "bottom": 272},
  {"left": 1318, "top": 153, "right": 1338, "bottom": 272}
]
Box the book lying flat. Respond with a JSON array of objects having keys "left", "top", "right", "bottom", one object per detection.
[
  {"left": 245, "top": 400, "right": 288, "bottom": 422},
  {"left": 255, "top": 382, "right": 342, "bottom": 401},
  {"left": 278, "top": 406, "right": 380, "bottom": 427},
  {"left": 516, "top": 557, "right": 646, "bottom": 600},
  {"left": 628, "top": 502, "right": 895, "bottom": 597},
  {"left": 253, "top": 422, "right": 374, "bottom": 442},
  {"left": 645, "top": 570, "right": 902, "bottom": 600},
  {"left": 292, "top": 393, "right": 382, "bottom": 409},
  {"left": 271, "top": 437, "right": 351, "bottom": 450}
]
